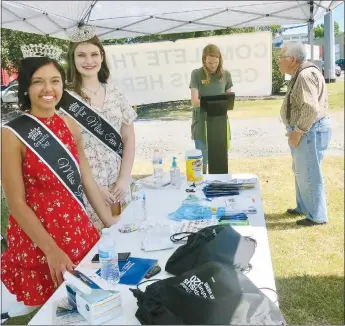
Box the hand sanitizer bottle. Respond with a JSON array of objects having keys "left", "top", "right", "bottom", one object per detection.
[{"left": 170, "top": 157, "right": 181, "bottom": 189}]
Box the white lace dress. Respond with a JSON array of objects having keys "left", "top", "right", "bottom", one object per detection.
[{"left": 65, "top": 83, "right": 137, "bottom": 232}]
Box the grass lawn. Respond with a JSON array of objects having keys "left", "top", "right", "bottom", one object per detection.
[
  {"left": 2, "top": 155, "right": 344, "bottom": 325},
  {"left": 136, "top": 81, "right": 345, "bottom": 120}
]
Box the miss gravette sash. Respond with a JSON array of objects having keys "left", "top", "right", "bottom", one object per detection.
[
  {"left": 60, "top": 90, "right": 123, "bottom": 159},
  {"left": 4, "top": 113, "right": 86, "bottom": 212}
]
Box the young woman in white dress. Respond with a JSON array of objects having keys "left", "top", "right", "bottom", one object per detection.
[{"left": 65, "top": 28, "right": 137, "bottom": 233}]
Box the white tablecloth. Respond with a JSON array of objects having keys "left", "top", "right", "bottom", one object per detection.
[{"left": 29, "top": 174, "right": 277, "bottom": 325}]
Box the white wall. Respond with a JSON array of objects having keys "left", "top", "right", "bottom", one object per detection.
[{"left": 104, "top": 32, "right": 273, "bottom": 105}]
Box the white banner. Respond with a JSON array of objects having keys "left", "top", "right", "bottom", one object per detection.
[{"left": 105, "top": 32, "right": 272, "bottom": 105}]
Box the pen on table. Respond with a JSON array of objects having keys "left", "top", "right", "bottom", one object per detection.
[
  {"left": 121, "top": 262, "right": 134, "bottom": 273},
  {"left": 121, "top": 261, "right": 131, "bottom": 270},
  {"left": 120, "top": 262, "right": 134, "bottom": 277}
]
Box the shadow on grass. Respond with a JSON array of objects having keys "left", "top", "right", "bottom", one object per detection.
[
  {"left": 276, "top": 275, "right": 344, "bottom": 325},
  {"left": 265, "top": 212, "right": 302, "bottom": 220},
  {"left": 274, "top": 90, "right": 287, "bottom": 96},
  {"left": 134, "top": 93, "right": 289, "bottom": 121},
  {"left": 136, "top": 101, "right": 192, "bottom": 121},
  {"left": 265, "top": 213, "right": 306, "bottom": 231},
  {"left": 2, "top": 309, "right": 39, "bottom": 326},
  {"left": 265, "top": 213, "right": 331, "bottom": 231}
]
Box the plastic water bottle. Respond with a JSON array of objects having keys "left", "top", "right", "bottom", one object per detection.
[
  {"left": 152, "top": 149, "right": 163, "bottom": 182},
  {"left": 131, "top": 182, "right": 147, "bottom": 222},
  {"left": 170, "top": 157, "right": 181, "bottom": 189},
  {"left": 98, "top": 228, "right": 120, "bottom": 285}
]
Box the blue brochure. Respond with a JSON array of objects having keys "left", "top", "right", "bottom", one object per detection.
[{"left": 96, "top": 257, "right": 158, "bottom": 285}]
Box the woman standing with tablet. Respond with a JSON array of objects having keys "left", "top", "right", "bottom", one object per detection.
[{"left": 189, "top": 44, "right": 233, "bottom": 173}]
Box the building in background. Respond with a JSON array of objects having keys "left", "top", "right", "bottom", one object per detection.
[
  {"left": 273, "top": 34, "right": 321, "bottom": 59},
  {"left": 281, "top": 33, "right": 309, "bottom": 43},
  {"left": 272, "top": 33, "right": 309, "bottom": 48},
  {"left": 273, "top": 32, "right": 345, "bottom": 61},
  {"left": 313, "top": 32, "right": 344, "bottom": 60}
]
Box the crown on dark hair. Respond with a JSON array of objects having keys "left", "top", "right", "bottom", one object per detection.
[{"left": 21, "top": 43, "right": 62, "bottom": 60}]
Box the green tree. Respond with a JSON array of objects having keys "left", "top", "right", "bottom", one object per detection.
[
  {"left": 272, "top": 48, "right": 286, "bottom": 94},
  {"left": 313, "top": 21, "right": 341, "bottom": 38},
  {"left": 212, "top": 25, "right": 281, "bottom": 37},
  {"left": 1, "top": 28, "right": 69, "bottom": 74}
]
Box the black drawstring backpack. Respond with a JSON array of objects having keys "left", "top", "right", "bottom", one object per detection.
[
  {"left": 165, "top": 224, "right": 257, "bottom": 275},
  {"left": 130, "top": 261, "right": 286, "bottom": 325}
]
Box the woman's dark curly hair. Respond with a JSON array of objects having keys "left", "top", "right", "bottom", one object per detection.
[{"left": 17, "top": 57, "right": 66, "bottom": 111}]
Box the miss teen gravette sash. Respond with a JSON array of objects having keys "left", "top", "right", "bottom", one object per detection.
[
  {"left": 59, "top": 90, "right": 123, "bottom": 159},
  {"left": 3, "top": 113, "right": 86, "bottom": 212}
]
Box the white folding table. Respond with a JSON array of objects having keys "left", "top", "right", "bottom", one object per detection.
[{"left": 29, "top": 173, "right": 278, "bottom": 325}]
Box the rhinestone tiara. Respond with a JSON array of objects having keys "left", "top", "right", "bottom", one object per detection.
[
  {"left": 66, "top": 25, "right": 96, "bottom": 43},
  {"left": 21, "top": 43, "right": 62, "bottom": 60}
]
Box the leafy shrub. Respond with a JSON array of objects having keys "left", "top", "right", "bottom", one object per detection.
[{"left": 272, "top": 47, "right": 286, "bottom": 94}]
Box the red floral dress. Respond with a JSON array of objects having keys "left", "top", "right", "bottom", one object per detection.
[{"left": 1, "top": 114, "right": 100, "bottom": 306}]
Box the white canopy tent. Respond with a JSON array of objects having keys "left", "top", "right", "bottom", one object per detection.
[{"left": 1, "top": 1, "right": 343, "bottom": 41}]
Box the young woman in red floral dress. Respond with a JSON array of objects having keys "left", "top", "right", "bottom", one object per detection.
[{"left": 1, "top": 51, "right": 118, "bottom": 309}]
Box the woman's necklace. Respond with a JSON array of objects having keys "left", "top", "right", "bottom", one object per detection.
[{"left": 82, "top": 83, "right": 101, "bottom": 95}]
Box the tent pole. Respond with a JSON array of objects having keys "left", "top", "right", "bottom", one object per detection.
[
  {"left": 308, "top": 21, "right": 315, "bottom": 60},
  {"left": 80, "top": 0, "right": 98, "bottom": 25},
  {"left": 309, "top": 0, "right": 315, "bottom": 61},
  {"left": 324, "top": 10, "right": 336, "bottom": 83}
]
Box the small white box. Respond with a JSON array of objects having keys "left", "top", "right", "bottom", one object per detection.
[
  {"left": 76, "top": 289, "right": 121, "bottom": 325},
  {"left": 64, "top": 270, "right": 122, "bottom": 325}
]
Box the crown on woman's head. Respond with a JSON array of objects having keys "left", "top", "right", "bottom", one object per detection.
[
  {"left": 66, "top": 25, "right": 97, "bottom": 43},
  {"left": 21, "top": 43, "right": 62, "bottom": 60}
]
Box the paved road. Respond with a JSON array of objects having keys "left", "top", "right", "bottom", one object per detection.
[
  {"left": 134, "top": 111, "right": 344, "bottom": 161},
  {"left": 2, "top": 110, "right": 343, "bottom": 161},
  {"left": 2, "top": 77, "right": 343, "bottom": 162}
]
